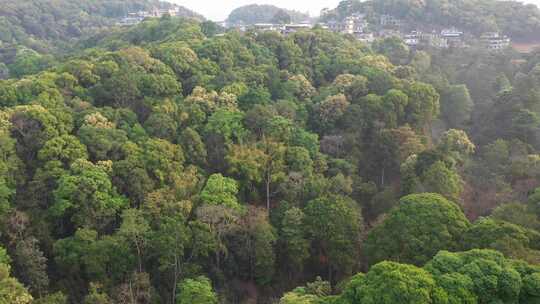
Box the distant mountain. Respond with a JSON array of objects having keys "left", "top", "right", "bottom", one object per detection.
[
  {"left": 522, "top": 0, "right": 540, "bottom": 7},
  {"left": 226, "top": 4, "right": 311, "bottom": 25}
]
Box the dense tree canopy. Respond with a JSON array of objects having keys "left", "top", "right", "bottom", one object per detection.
[
  {"left": 365, "top": 193, "right": 470, "bottom": 266},
  {"left": 1, "top": 1, "right": 540, "bottom": 302}
]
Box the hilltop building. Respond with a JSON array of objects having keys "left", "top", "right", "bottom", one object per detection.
[{"left": 400, "top": 28, "right": 466, "bottom": 49}]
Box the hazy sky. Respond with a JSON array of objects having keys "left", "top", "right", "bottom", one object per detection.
[{"left": 171, "top": 0, "right": 540, "bottom": 21}]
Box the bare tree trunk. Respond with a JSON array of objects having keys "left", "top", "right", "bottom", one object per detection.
[
  {"left": 328, "top": 263, "right": 333, "bottom": 284},
  {"left": 381, "top": 166, "right": 385, "bottom": 187},
  {"left": 266, "top": 178, "right": 271, "bottom": 211},
  {"left": 136, "top": 242, "right": 142, "bottom": 273},
  {"left": 172, "top": 254, "right": 178, "bottom": 304},
  {"left": 129, "top": 279, "right": 135, "bottom": 304}
]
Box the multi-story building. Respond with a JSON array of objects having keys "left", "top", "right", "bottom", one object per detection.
[
  {"left": 421, "top": 32, "right": 449, "bottom": 48},
  {"left": 403, "top": 31, "right": 420, "bottom": 46},
  {"left": 327, "top": 13, "right": 368, "bottom": 35},
  {"left": 347, "top": 14, "right": 368, "bottom": 34},
  {"left": 326, "top": 13, "right": 372, "bottom": 43},
  {"left": 441, "top": 28, "right": 464, "bottom": 47},
  {"left": 380, "top": 14, "right": 402, "bottom": 28},
  {"left": 481, "top": 32, "right": 511, "bottom": 50}
]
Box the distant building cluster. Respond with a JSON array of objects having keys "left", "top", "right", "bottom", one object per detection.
[
  {"left": 118, "top": 7, "right": 184, "bottom": 26},
  {"left": 163, "top": 8, "right": 513, "bottom": 52},
  {"left": 324, "top": 13, "right": 374, "bottom": 43},
  {"left": 318, "top": 10, "right": 512, "bottom": 52},
  {"left": 400, "top": 28, "right": 511, "bottom": 51},
  {"left": 401, "top": 28, "right": 466, "bottom": 49}
]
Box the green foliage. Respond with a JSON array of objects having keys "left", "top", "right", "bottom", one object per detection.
[
  {"left": 177, "top": 276, "right": 217, "bottom": 304},
  {"left": 279, "top": 277, "right": 330, "bottom": 304},
  {"left": 38, "top": 135, "right": 88, "bottom": 166},
  {"left": 491, "top": 203, "right": 540, "bottom": 231},
  {"left": 280, "top": 207, "right": 309, "bottom": 272},
  {"left": 0, "top": 0, "right": 202, "bottom": 59},
  {"left": 421, "top": 161, "right": 463, "bottom": 202},
  {"left": 227, "top": 4, "right": 310, "bottom": 25},
  {"left": 365, "top": 193, "right": 470, "bottom": 266},
  {"left": 304, "top": 195, "right": 362, "bottom": 275},
  {"left": 33, "top": 292, "right": 68, "bottom": 304},
  {"left": 204, "top": 110, "right": 247, "bottom": 144},
  {"left": 0, "top": 263, "right": 33, "bottom": 304},
  {"left": 405, "top": 82, "right": 440, "bottom": 131},
  {"left": 343, "top": 261, "right": 446, "bottom": 304},
  {"left": 440, "top": 85, "right": 474, "bottom": 129},
  {"left": 13, "top": 237, "right": 49, "bottom": 295},
  {"left": 228, "top": 207, "right": 277, "bottom": 285},
  {"left": 373, "top": 37, "right": 410, "bottom": 65},
  {"left": 462, "top": 218, "right": 540, "bottom": 262},
  {"left": 51, "top": 159, "right": 128, "bottom": 232},
  {"left": 83, "top": 283, "right": 112, "bottom": 304},
  {"left": 335, "top": 248, "right": 540, "bottom": 304},
  {"left": 1, "top": 6, "right": 540, "bottom": 303},
  {"left": 200, "top": 174, "right": 242, "bottom": 211},
  {"left": 425, "top": 250, "right": 523, "bottom": 304}
]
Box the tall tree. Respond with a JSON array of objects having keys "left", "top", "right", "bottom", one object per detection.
[{"left": 365, "top": 193, "right": 470, "bottom": 266}]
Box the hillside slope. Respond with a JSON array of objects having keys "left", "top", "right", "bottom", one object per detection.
[
  {"left": 227, "top": 4, "right": 311, "bottom": 25},
  {"left": 324, "top": 0, "right": 540, "bottom": 40},
  {"left": 0, "top": 0, "right": 201, "bottom": 55}
]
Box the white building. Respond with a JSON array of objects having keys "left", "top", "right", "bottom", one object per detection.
[
  {"left": 441, "top": 28, "right": 464, "bottom": 47},
  {"left": 421, "top": 32, "right": 449, "bottom": 48},
  {"left": 481, "top": 32, "right": 511, "bottom": 50},
  {"left": 403, "top": 31, "right": 420, "bottom": 46},
  {"left": 251, "top": 23, "right": 283, "bottom": 32},
  {"left": 327, "top": 14, "right": 369, "bottom": 35},
  {"left": 380, "top": 14, "right": 402, "bottom": 27}
]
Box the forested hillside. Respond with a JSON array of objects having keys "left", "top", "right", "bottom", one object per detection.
[
  {"left": 227, "top": 4, "right": 311, "bottom": 25},
  {"left": 0, "top": 0, "right": 202, "bottom": 79},
  {"left": 0, "top": 2, "right": 540, "bottom": 303},
  {"left": 324, "top": 0, "right": 540, "bottom": 39}
]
